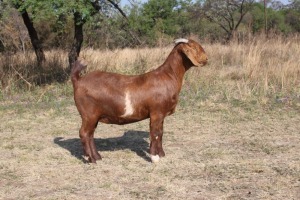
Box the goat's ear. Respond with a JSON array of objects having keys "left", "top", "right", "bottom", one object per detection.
[{"left": 181, "top": 45, "right": 201, "bottom": 67}]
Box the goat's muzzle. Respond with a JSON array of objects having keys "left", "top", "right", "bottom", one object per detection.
[{"left": 199, "top": 54, "right": 208, "bottom": 67}]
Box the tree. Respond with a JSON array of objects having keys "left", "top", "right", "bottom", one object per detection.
[
  {"left": 0, "top": 1, "right": 28, "bottom": 52},
  {"left": 288, "top": 0, "right": 300, "bottom": 10},
  {"left": 65, "top": 0, "right": 131, "bottom": 71},
  {"left": 139, "top": 0, "right": 180, "bottom": 45},
  {"left": 67, "top": 1, "right": 97, "bottom": 72},
  {"left": 285, "top": 0, "right": 300, "bottom": 32},
  {"left": 270, "top": 0, "right": 285, "bottom": 10},
  {"left": 12, "top": 0, "right": 46, "bottom": 65},
  {"left": 248, "top": 2, "right": 265, "bottom": 33},
  {"left": 248, "top": 2, "right": 293, "bottom": 34},
  {"left": 5, "top": 0, "right": 133, "bottom": 71},
  {"left": 126, "top": 0, "right": 194, "bottom": 45},
  {"left": 201, "top": 0, "right": 255, "bottom": 40}
]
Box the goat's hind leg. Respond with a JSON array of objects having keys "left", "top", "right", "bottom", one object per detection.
[
  {"left": 79, "top": 118, "right": 101, "bottom": 163},
  {"left": 90, "top": 125, "right": 101, "bottom": 160}
]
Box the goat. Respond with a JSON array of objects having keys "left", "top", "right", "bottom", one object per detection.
[{"left": 71, "top": 38, "right": 208, "bottom": 163}]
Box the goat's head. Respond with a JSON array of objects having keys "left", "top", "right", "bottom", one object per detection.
[{"left": 175, "top": 38, "right": 208, "bottom": 67}]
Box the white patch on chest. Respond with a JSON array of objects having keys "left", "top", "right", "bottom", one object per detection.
[{"left": 121, "top": 91, "right": 134, "bottom": 117}]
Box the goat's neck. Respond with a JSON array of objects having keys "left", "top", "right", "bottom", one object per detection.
[{"left": 161, "top": 49, "right": 192, "bottom": 89}]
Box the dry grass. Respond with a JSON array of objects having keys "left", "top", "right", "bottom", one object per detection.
[
  {"left": 2, "top": 35, "right": 299, "bottom": 107},
  {"left": 83, "top": 35, "right": 300, "bottom": 108},
  {"left": 0, "top": 50, "right": 69, "bottom": 91},
  {"left": 205, "top": 35, "right": 300, "bottom": 103},
  {"left": 0, "top": 96, "right": 299, "bottom": 199},
  {"left": 81, "top": 47, "right": 170, "bottom": 74}
]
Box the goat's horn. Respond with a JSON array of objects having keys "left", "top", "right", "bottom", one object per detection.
[{"left": 174, "top": 38, "right": 189, "bottom": 44}]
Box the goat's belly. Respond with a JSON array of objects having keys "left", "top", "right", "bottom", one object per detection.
[{"left": 99, "top": 115, "right": 148, "bottom": 125}]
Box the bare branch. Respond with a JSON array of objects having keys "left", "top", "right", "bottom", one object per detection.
[
  {"left": 203, "top": 0, "right": 254, "bottom": 40},
  {"left": 106, "top": 0, "right": 128, "bottom": 20},
  {"left": 11, "top": 65, "right": 32, "bottom": 88},
  {"left": 204, "top": 13, "right": 231, "bottom": 34},
  {"left": 106, "top": 0, "right": 142, "bottom": 45}
]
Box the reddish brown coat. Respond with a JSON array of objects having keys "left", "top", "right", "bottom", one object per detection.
[{"left": 71, "top": 39, "right": 208, "bottom": 163}]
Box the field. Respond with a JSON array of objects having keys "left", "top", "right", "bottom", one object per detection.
[{"left": 0, "top": 37, "right": 300, "bottom": 199}]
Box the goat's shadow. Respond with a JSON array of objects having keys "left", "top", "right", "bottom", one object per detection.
[{"left": 54, "top": 130, "right": 151, "bottom": 163}]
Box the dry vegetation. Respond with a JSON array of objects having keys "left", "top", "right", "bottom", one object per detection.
[
  {"left": 1, "top": 36, "right": 300, "bottom": 106},
  {"left": 83, "top": 35, "right": 300, "bottom": 108},
  {"left": 0, "top": 36, "right": 300, "bottom": 199}
]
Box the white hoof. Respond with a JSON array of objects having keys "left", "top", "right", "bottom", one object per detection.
[{"left": 150, "top": 155, "right": 160, "bottom": 163}]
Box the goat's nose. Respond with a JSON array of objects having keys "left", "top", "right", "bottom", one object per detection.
[
  {"left": 202, "top": 55, "right": 208, "bottom": 62},
  {"left": 201, "top": 55, "right": 208, "bottom": 66}
]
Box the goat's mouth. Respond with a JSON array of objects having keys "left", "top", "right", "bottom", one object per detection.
[
  {"left": 198, "top": 56, "right": 208, "bottom": 67},
  {"left": 198, "top": 61, "right": 208, "bottom": 67}
]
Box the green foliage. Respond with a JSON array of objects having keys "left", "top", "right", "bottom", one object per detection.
[
  {"left": 1, "top": 0, "right": 300, "bottom": 51},
  {"left": 250, "top": 3, "right": 265, "bottom": 33},
  {"left": 126, "top": 0, "right": 197, "bottom": 45},
  {"left": 249, "top": 2, "right": 294, "bottom": 34},
  {"left": 131, "top": 0, "right": 181, "bottom": 45},
  {"left": 284, "top": 8, "right": 300, "bottom": 32},
  {"left": 268, "top": 10, "right": 292, "bottom": 33},
  {"left": 12, "top": 0, "right": 95, "bottom": 19},
  {"left": 142, "top": 0, "right": 178, "bottom": 33}
]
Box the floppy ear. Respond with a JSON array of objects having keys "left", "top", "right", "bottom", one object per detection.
[{"left": 181, "top": 45, "right": 201, "bottom": 67}]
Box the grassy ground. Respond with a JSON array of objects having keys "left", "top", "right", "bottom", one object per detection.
[
  {"left": 0, "top": 85, "right": 299, "bottom": 199},
  {"left": 0, "top": 36, "right": 300, "bottom": 199}
]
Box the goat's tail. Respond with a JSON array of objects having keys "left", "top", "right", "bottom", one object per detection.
[{"left": 71, "top": 59, "right": 87, "bottom": 86}]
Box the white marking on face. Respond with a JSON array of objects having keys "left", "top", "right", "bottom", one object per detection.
[
  {"left": 155, "top": 136, "right": 158, "bottom": 140},
  {"left": 150, "top": 155, "right": 160, "bottom": 163},
  {"left": 121, "top": 91, "right": 134, "bottom": 117}
]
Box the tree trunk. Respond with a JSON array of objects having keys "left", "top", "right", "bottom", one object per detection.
[
  {"left": 68, "top": 12, "right": 84, "bottom": 74},
  {"left": 20, "top": 9, "right": 45, "bottom": 65},
  {"left": 264, "top": 0, "right": 268, "bottom": 37},
  {"left": 0, "top": 39, "right": 4, "bottom": 52}
]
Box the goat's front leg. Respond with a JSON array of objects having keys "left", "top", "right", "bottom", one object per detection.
[{"left": 149, "top": 114, "right": 165, "bottom": 163}]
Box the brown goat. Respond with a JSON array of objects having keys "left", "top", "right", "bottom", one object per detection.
[{"left": 71, "top": 39, "right": 208, "bottom": 163}]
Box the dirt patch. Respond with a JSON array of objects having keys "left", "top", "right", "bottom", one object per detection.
[{"left": 0, "top": 100, "right": 299, "bottom": 199}]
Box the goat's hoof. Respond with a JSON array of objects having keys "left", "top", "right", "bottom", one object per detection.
[
  {"left": 88, "top": 157, "right": 97, "bottom": 164},
  {"left": 158, "top": 150, "right": 165, "bottom": 157},
  {"left": 94, "top": 152, "right": 102, "bottom": 160},
  {"left": 150, "top": 155, "right": 160, "bottom": 163}
]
